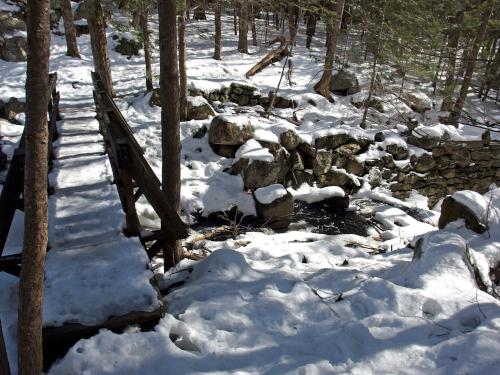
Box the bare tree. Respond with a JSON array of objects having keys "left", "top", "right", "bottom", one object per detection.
[
  {"left": 158, "top": 0, "right": 182, "bottom": 268},
  {"left": 313, "top": 0, "right": 345, "bottom": 100},
  {"left": 214, "top": 0, "right": 222, "bottom": 60},
  {"left": 450, "top": 0, "right": 494, "bottom": 126},
  {"left": 61, "top": 0, "right": 80, "bottom": 58},
  {"left": 87, "top": 0, "right": 114, "bottom": 96},
  {"left": 179, "top": 0, "right": 188, "bottom": 120},
  {"left": 238, "top": 1, "right": 249, "bottom": 53},
  {"left": 18, "top": 0, "right": 50, "bottom": 373},
  {"left": 140, "top": 2, "right": 153, "bottom": 91}
]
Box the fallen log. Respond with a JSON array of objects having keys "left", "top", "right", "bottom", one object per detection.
[{"left": 245, "top": 42, "right": 290, "bottom": 78}]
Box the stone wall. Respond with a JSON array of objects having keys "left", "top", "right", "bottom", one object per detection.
[{"left": 390, "top": 136, "right": 500, "bottom": 205}]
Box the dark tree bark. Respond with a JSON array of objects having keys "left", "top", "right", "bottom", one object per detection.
[
  {"left": 140, "top": 4, "right": 153, "bottom": 91},
  {"left": 238, "top": 1, "right": 249, "bottom": 53},
  {"left": 193, "top": 0, "right": 206, "bottom": 20},
  {"left": 61, "top": 0, "right": 80, "bottom": 58},
  {"left": 314, "top": 0, "right": 345, "bottom": 100},
  {"left": 131, "top": 9, "right": 141, "bottom": 29},
  {"left": 158, "top": 0, "right": 182, "bottom": 268},
  {"left": 87, "top": 0, "right": 114, "bottom": 96},
  {"left": 479, "top": 38, "right": 498, "bottom": 98},
  {"left": 251, "top": 4, "right": 257, "bottom": 47},
  {"left": 287, "top": 2, "right": 298, "bottom": 45},
  {"left": 214, "top": 0, "right": 222, "bottom": 60},
  {"left": 18, "top": 0, "right": 50, "bottom": 374},
  {"left": 306, "top": 12, "right": 317, "bottom": 49},
  {"left": 0, "top": 320, "right": 11, "bottom": 375},
  {"left": 179, "top": 0, "right": 188, "bottom": 121},
  {"left": 441, "top": 3, "right": 465, "bottom": 112},
  {"left": 450, "top": 0, "right": 494, "bottom": 126},
  {"left": 234, "top": 7, "right": 238, "bottom": 35}
]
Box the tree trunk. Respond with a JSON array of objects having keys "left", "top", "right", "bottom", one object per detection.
[
  {"left": 441, "top": 2, "right": 465, "bottom": 112},
  {"left": 61, "top": 0, "right": 80, "bottom": 58},
  {"left": 179, "top": 0, "right": 188, "bottom": 121},
  {"left": 234, "top": 8, "right": 238, "bottom": 35},
  {"left": 238, "top": 1, "right": 249, "bottom": 53},
  {"left": 0, "top": 320, "right": 11, "bottom": 375},
  {"left": 131, "top": 9, "right": 141, "bottom": 29},
  {"left": 140, "top": 5, "right": 153, "bottom": 91},
  {"left": 314, "top": 0, "right": 345, "bottom": 100},
  {"left": 87, "top": 0, "right": 114, "bottom": 96},
  {"left": 193, "top": 0, "right": 206, "bottom": 20},
  {"left": 158, "top": 0, "right": 182, "bottom": 269},
  {"left": 478, "top": 38, "right": 498, "bottom": 98},
  {"left": 432, "top": 35, "right": 447, "bottom": 96},
  {"left": 214, "top": 0, "right": 222, "bottom": 60},
  {"left": 18, "top": 0, "right": 50, "bottom": 374},
  {"left": 482, "top": 41, "right": 500, "bottom": 99},
  {"left": 251, "top": 4, "right": 257, "bottom": 47},
  {"left": 450, "top": 0, "right": 493, "bottom": 126},
  {"left": 306, "top": 12, "right": 316, "bottom": 49},
  {"left": 456, "top": 36, "right": 472, "bottom": 79},
  {"left": 287, "top": 3, "right": 297, "bottom": 45},
  {"left": 361, "top": 2, "right": 387, "bottom": 129}
]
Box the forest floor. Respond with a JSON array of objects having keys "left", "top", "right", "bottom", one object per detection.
[{"left": 1, "top": 5, "right": 500, "bottom": 375}]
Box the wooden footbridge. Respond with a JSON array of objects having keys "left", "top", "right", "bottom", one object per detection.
[{"left": 0, "top": 72, "right": 188, "bottom": 371}]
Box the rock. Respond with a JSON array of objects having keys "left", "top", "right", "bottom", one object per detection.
[
  {"left": 312, "top": 150, "right": 333, "bottom": 176},
  {"left": 351, "top": 96, "right": 385, "bottom": 113},
  {"left": 1, "top": 36, "right": 27, "bottom": 61},
  {"left": 149, "top": 88, "right": 161, "bottom": 107},
  {"left": 186, "top": 96, "right": 215, "bottom": 120},
  {"left": 386, "top": 143, "right": 409, "bottom": 160},
  {"left": 113, "top": 34, "right": 141, "bottom": 58},
  {"left": 374, "top": 131, "right": 385, "bottom": 142},
  {"left": 208, "top": 116, "right": 254, "bottom": 157},
  {"left": 74, "top": 1, "right": 91, "bottom": 20},
  {"left": 279, "top": 129, "right": 300, "bottom": 151},
  {"left": 290, "top": 150, "right": 304, "bottom": 171},
  {"left": 314, "top": 133, "right": 350, "bottom": 149},
  {"left": 452, "top": 149, "right": 471, "bottom": 168},
  {"left": 191, "top": 125, "right": 207, "bottom": 139},
  {"left": 344, "top": 156, "right": 364, "bottom": 176},
  {"left": 50, "top": 9, "right": 61, "bottom": 27},
  {"left": 0, "top": 97, "right": 25, "bottom": 121},
  {"left": 230, "top": 82, "right": 257, "bottom": 95},
  {"left": 254, "top": 185, "right": 294, "bottom": 229},
  {"left": 297, "top": 142, "right": 316, "bottom": 158},
  {"left": 0, "top": 12, "right": 26, "bottom": 33},
  {"left": 335, "top": 142, "right": 361, "bottom": 156},
  {"left": 317, "top": 169, "right": 359, "bottom": 193},
  {"left": 75, "top": 23, "right": 89, "bottom": 36},
  {"left": 401, "top": 91, "right": 432, "bottom": 113},
  {"left": 243, "top": 160, "right": 284, "bottom": 189},
  {"left": 289, "top": 169, "right": 314, "bottom": 188},
  {"left": 439, "top": 195, "right": 487, "bottom": 234},
  {"left": 330, "top": 69, "right": 360, "bottom": 96},
  {"left": 414, "top": 154, "right": 436, "bottom": 173}
]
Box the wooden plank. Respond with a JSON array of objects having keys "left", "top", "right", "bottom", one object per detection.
[
  {"left": 42, "top": 308, "right": 163, "bottom": 370},
  {"left": 0, "top": 147, "right": 25, "bottom": 256},
  {"left": 0, "top": 320, "right": 11, "bottom": 375}
]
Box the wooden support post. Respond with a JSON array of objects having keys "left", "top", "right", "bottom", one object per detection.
[{"left": 0, "top": 320, "right": 10, "bottom": 375}]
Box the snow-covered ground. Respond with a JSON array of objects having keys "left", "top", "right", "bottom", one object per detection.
[{"left": 0, "top": 3, "right": 499, "bottom": 374}]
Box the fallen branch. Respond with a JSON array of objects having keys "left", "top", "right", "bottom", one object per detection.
[
  {"left": 256, "top": 110, "right": 300, "bottom": 125},
  {"left": 245, "top": 42, "right": 290, "bottom": 78}
]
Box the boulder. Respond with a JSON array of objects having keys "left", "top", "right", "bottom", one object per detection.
[
  {"left": 330, "top": 69, "right": 360, "bottom": 96},
  {"left": 243, "top": 159, "right": 284, "bottom": 190},
  {"left": 439, "top": 194, "right": 487, "bottom": 234},
  {"left": 186, "top": 96, "right": 215, "bottom": 120},
  {"left": 254, "top": 184, "right": 294, "bottom": 229},
  {"left": 289, "top": 150, "right": 304, "bottom": 171},
  {"left": 386, "top": 143, "right": 409, "bottom": 160},
  {"left": 335, "top": 142, "right": 361, "bottom": 156},
  {"left": 74, "top": 1, "right": 91, "bottom": 20},
  {"left": 351, "top": 96, "right": 385, "bottom": 113},
  {"left": 344, "top": 156, "right": 364, "bottom": 176},
  {"left": 0, "top": 12, "right": 26, "bottom": 33},
  {"left": 314, "top": 133, "right": 350, "bottom": 149},
  {"left": 401, "top": 91, "right": 432, "bottom": 113},
  {"left": 312, "top": 149, "right": 333, "bottom": 176},
  {"left": 0, "top": 97, "right": 25, "bottom": 121},
  {"left": 279, "top": 129, "right": 300, "bottom": 151},
  {"left": 209, "top": 115, "right": 253, "bottom": 146},
  {"left": 414, "top": 154, "right": 436, "bottom": 173},
  {"left": 289, "top": 170, "right": 314, "bottom": 189},
  {"left": 113, "top": 34, "right": 141, "bottom": 58},
  {"left": 317, "top": 169, "right": 359, "bottom": 193},
  {"left": 297, "top": 142, "right": 316, "bottom": 158},
  {"left": 1, "top": 36, "right": 27, "bottom": 61}
]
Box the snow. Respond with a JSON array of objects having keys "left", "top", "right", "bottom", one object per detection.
[
  {"left": 451, "top": 190, "right": 489, "bottom": 223},
  {"left": 254, "top": 183, "right": 288, "bottom": 204},
  {"left": 235, "top": 139, "right": 274, "bottom": 164},
  {"left": 0, "top": 3, "right": 499, "bottom": 374},
  {"left": 187, "top": 95, "right": 209, "bottom": 108},
  {"left": 288, "top": 184, "right": 345, "bottom": 204}
]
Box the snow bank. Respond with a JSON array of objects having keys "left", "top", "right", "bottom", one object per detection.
[
  {"left": 288, "top": 184, "right": 345, "bottom": 204},
  {"left": 235, "top": 139, "right": 274, "bottom": 164}
]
